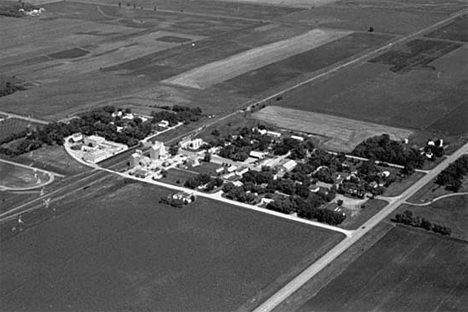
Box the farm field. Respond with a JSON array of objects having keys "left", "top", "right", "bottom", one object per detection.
[
  {"left": 295, "top": 225, "right": 468, "bottom": 312},
  {"left": 253, "top": 106, "right": 413, "bottom": 152},
  {"left": 0, "top": 160, "right": 50, "bottom": 190},
  {"left": 0, "top": 180, "right": 344, "bottom": 312},
  {"left": 394, "top": 195, "right": 468, "bottom": 242},
  {"left": 272, "top": 39, "right": 467, "bottom": 136}
]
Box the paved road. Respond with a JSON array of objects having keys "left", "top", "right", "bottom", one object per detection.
[{"left": 252, "top": 141, "right": 468, "bottom": 312}]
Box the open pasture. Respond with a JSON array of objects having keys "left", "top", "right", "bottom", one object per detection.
[
  {"left": 253, "top": 106, "right": 413, "bottom": 152},
  {"left": 296, "top": 225, "right": 468, "bottom": 312},
  {"left": 0, "top": 181, "right": 343, "bottom": 312},
  {"left": 164, "top": 28, "right": 351, "bottom": 89}
]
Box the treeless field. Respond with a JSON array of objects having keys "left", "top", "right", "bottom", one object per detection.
[
  {"left": 164, "top": 28, "right": 351, "bottom": 89},
  {"left": 295, "top": 225, "right": 468, "bottom": 312},
  {"left": 253, "top": 106, "right": 413, "bottom": 152},
  {"left": 0, "top": 181, "right": 343, "bottom": 312},
  {"left": 272, "top": 42, "right": 467, "bottom": 135}
]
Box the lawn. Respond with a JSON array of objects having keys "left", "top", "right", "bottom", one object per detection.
[
  {"left": 0, "top": 180, "right": 343, "bottom": 312},
  {"left": 395, "top": 195, "right": 468, "bottom": 241},
  {"left": 295, "top": 225, "right": 468, "bottom": 312}
]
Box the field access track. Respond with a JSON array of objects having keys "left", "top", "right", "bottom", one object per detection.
[{"left": 163, "top": 29, "right": 351, "bottom": 89}]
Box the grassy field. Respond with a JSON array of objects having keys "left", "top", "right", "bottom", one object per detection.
[
  {"left": 0, "top": 160, "right": 50, "bottom": 190},
  {"left": 295, "top": 225, "right": 468, "bottom": 312},
  {"left": 253, "top": 106, "right": 412, "bottom": 152},
  {"left": 394, "top": 195, "right": 468, "bottom": 241},
  {"left": 0, "top": 179, "right": 343, "bottom": 312}
]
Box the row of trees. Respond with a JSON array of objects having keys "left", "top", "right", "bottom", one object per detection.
[
  {"left": 435, "top": 155, "right": 468, "bottom": 192},
  {"left": 393, "top": 210, "right": 451, "bottom": 236},
  {"left": 150, "top": 105, "right": 203, "bottom": 127},
  {"left": 352, "top": 134, "right": 425, "bottom": 168}
]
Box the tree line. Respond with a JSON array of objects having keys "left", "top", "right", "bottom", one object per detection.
[
  {"left": 435, "top": 155, "right": 468, "bottom": 192},
  {"left": 393, "top": 210, "right": 451, "bottom": 236}
]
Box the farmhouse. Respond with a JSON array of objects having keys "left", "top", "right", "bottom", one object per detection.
[
  {"left": 249, "top": 151, "right": 266, "bottom": 159},
  {"left": 282, "top": 159, "right": 297, "bottom": 172},
  {"left": 172, "top": 191, "right": 196, "bottom": 204}
]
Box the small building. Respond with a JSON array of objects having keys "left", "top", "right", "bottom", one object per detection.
[
  {"left": 132, "top": 168, "right": 149, "bottom": 178},
  {"left": 70, "top": 133, "right": 83, "bottom": 143},
  {"left": 181, "top": 138, "right": 203, "bottom": 150},
  {"left": 172, "top": 191, "right": 196, "bottom": 204},
  {"left": 227, "top": 165, "right": 238, "bottom": 173},
  {"left": 83, "top": 150, "right": 107, "bottom": 163},
  {"left": 249, "top": 151, "right": 266, "bottom": 159},
  {"left": 158, "top": 120, "right": 169, "bottom": 128},
  {"left": 185, "top": 155, "right": 200, "bottom": 167},
  {"left": 84, "top": 135, "right": 105, "bottom": 148},
  {"left": 291, "top": 135, "right": 304, "bottom": 141},
  {"left": 266, "top": 130, "right": 281, "bottom": 138},
  {"left": 282, "top": 159, "right": 297, "bottom": 172}
]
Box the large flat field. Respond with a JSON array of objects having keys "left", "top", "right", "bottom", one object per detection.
[
  {"left": 295, "top": 225, "right": 468, "bottom": 312},
  {"left": 271, "top": 37, "right": 467, "bottom": 136},
  {"left": 0, "top": 180, "right": 343, "bottom": 311}
]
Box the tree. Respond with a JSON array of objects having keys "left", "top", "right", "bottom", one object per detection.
[
  {"left": 337, "top": 199, "right": 343, "bottom": 206},
  {"left": 169, "top": 145, "right": 179, "bottom": 156},
  {"left": 203, "top": 152, "right": 211, "bottom": 162}
]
